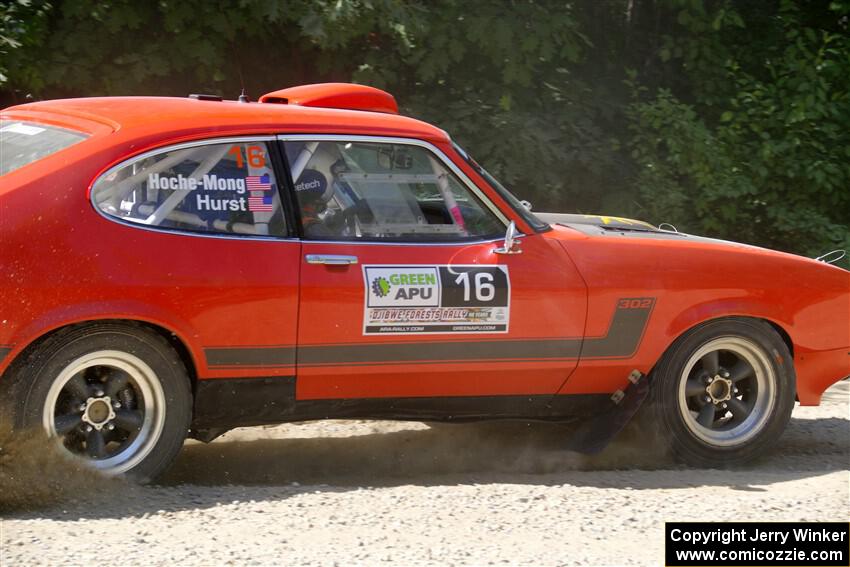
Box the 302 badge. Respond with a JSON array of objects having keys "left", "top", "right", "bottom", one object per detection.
[{"left": 362, "top": 265, "right": 511, "bottom": 335}]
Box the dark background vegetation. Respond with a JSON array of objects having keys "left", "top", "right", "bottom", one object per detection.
[{"left": 2, "top": 0, "right": 848, "bottom": 264}]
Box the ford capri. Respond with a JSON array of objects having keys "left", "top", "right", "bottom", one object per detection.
[{"left": 1, "top": 83, "right": 848, "bottom": 480}]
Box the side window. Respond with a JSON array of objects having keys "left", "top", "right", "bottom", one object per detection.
[
  {"left": 283, "top": 140, "right": 504, "bottom": 241},
  {"left": 92, "top": 141, "right": 286, "bottom": 237}
]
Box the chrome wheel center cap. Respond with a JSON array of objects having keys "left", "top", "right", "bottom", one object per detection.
[{"left": 82, "top": 396, "right": 116, "bottom": 430}]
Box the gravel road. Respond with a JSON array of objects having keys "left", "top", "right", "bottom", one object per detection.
[{"left": 1, "top": 381, "right": 848, "bottom": 566}]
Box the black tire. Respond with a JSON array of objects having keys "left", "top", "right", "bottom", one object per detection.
[
  {"left": 643, "top": 317, "right": 795, "bottom": 467},
  {"left": 3, "top": 322, "right": 191, "bottom": 482}
]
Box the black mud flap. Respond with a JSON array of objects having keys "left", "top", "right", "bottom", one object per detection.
[{"left": 566, "top": 370, "right": 650, "bottom": 454}]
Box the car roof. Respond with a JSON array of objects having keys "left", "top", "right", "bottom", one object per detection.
[{"left": 3, "top": 95, "right": 449, "bottom": 144}]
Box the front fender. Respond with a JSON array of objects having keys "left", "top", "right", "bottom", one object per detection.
[{"left": 665, "top": 297, "right": 791, "bottom": 347}]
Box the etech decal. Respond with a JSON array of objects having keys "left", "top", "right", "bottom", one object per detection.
[{"left": 362, "top": 265, "right": 510, "bottom": 335}]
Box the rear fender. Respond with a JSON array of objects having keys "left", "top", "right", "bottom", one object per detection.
[{"left": 0, "top": 300, "right": 201, "bottom": 379}]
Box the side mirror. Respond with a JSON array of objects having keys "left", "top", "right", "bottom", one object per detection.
[{"left": 494, "top": 221, "right": 522, "bottom": 255}]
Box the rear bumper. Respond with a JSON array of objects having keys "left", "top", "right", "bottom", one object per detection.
[{"left": 795, "top": 346, "right": 850, "bottom": 405}]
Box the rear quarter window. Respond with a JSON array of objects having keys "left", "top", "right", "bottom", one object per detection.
[
  {"left": 91, "top": 139, "right": 287, "bottom": 237},
  {"left": 0, "top": 119, "right": 89, "bottom": 176}
]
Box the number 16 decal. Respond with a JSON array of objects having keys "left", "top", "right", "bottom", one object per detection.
[
  {"left": 362, "top": 265, "right": 510, "bottom": 335},
  {"left": 441, "top": 267, "right": 508, "bottom": 308},
  {"left": 453, "top": 271, "right": 495, "bottom": 302}
]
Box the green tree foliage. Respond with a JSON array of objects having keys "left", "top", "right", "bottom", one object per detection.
[
  {"left": 0, "top": 1, "right": 51, "bottom": 85},
  {"left": 349, "top": 1, "right": 610, "bottom": 215},
  {"left": 630, "top": 0, "right": 850, "bottom": 260},
  {"left": 1, "top": 0, "right": 847, "bottom": 264}
]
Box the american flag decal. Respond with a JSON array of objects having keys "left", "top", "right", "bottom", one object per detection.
[
  {"left": 248, "top": 192, "right": 274, "bottom": 213},
  {"left": 248, "top": 194, "right": 274, "bottom": 212},
  {"left": 246, "top": 173, "right": 272, "bottom": 192}
]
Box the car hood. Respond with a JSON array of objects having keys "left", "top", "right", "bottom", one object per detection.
[
  {"left": 536, "top": 212, "right": 660, "bottom": 231},
  {"left": 539, "top": 212, "right": 849, "bottom": 274}
]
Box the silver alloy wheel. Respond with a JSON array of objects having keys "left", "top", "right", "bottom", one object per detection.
[
  {"left": 677, "top": 337, "right": 776, "bottom": 447},
  {"left": 42, "top": 350, "right": 166, "bottom": 475}
]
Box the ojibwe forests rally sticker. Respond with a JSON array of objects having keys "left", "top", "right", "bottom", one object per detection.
[{"left": 362, "top": 265, "right": 510, "bottom": 335}]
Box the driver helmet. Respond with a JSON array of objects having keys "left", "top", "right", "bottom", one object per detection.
[{"left": 294, "top": 169, "right": 331, "bottom": 223}]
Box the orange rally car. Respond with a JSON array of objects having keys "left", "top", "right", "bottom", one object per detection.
[{"left": 1, "top": 83, "right": 848, "bottom": 480}]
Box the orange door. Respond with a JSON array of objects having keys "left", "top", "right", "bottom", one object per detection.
[{"left": 295, "top": 233, "right": 587, "bottom": 400}]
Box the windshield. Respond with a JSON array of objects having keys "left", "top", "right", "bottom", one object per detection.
[
  {"left": 452, "top": 142, "right": 549, "bottom": 232},
  {"left": 0, "top": 119, "right": 89, "bottom": 176}
]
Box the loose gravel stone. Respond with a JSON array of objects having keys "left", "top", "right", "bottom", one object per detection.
[{"left": 1, "top": 382, "right": 847, "bottom": 566}]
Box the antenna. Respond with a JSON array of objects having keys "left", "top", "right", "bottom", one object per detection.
[{"left": 236, "top": 56, "right": 249, "bottom": 103}]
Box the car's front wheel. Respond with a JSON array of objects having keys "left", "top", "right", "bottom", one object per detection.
[
  {"left": 645, "top": 318, "right": 796, "bottom": 467},
  {"left": 6, "top": 323, "right": 191, "bottom": 481}
]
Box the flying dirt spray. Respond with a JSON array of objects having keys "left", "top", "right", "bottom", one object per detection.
[{"left": 0, "top": 422, "right": 125, "bottom": 513}]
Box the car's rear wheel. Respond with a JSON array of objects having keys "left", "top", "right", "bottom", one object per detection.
[
  {"left": 6, "top": 323, "right": 191, "bottom": 481},
  {"left": 645, "top": 318, "right": 795, "bottom": 467}
]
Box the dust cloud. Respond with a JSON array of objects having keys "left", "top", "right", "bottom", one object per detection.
[
  {"left": 0, "top": 423, "right": 126, "bottom": 513},
  {"left": 162, "top": 418, "right": 674, "bottom": 486}
]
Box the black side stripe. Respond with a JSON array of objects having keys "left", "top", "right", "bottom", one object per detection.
[
  {"left": 0, "top": 345, "right": 12, "bottom": 364},
  {"left": 299, "top": 338, "right": 578, "bottom": 365},
  {"left": 579, "top": 299, "right": 656, "bottom": 359},
  {"left": 299, "top": 298, "right": 654, "bottom": 365},
  {"left": 202, "top": 298, "right": 655, "bottom": 368}
]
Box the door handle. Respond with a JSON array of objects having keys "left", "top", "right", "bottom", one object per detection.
[{"left": 305, "top": 254, "right": 359, "bottom": 265}]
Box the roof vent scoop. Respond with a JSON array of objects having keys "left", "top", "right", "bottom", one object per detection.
[
  {"left": 258, "top": 83, "right": 399, "bottom": 114},
  {"left": 188, "top": 93, "right": 223, "bottom": 102}
]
